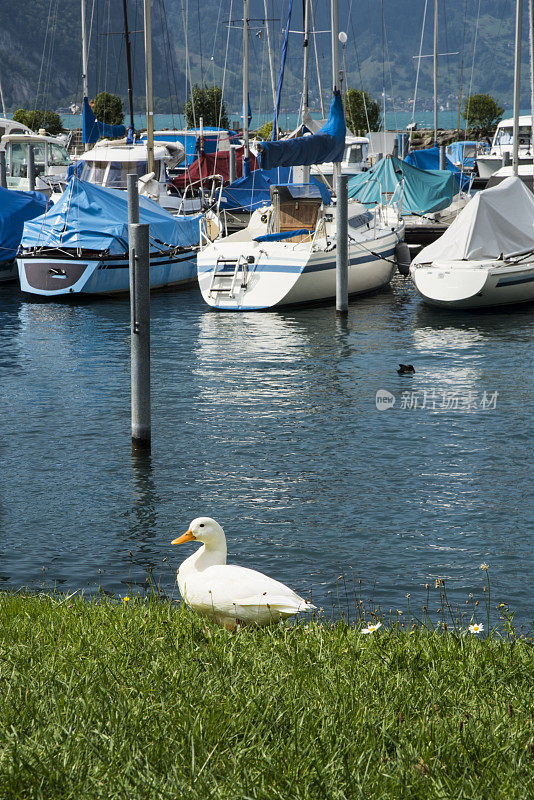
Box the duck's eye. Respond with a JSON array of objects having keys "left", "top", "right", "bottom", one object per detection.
[{"left": 199, "top": 524, "right": 205, "bottom": 528}]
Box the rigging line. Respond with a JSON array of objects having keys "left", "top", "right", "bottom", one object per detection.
[
  {"left": 34, "top": 0, "right": 55, "bottom": 111},
  {"left": 209, "top": 0, "right": 233, "bottom": 182},
  {"left": 208, "top": 0, "right": 224, "bottom": 86},
  {"left": 43, "top": 0, "right": 61, "bottom": 109},
  {"left": 87, "top": 0, "right": 97, "bottom": 65},
  {"left": 159, "top": 0, "right": 184, "bottom": 128},
  {"left": 181, "top": 0, "right": 196, "bottom": 129},
  {"left": 442, "top": 0, "right": 453, "bottom": 107},
  {"left": 310, "top": 0, "right": 325, "bottom": 117},
  {"left": 486, "top": 0, "right": 511, "bottom": 82},
  {"left": 380, "top": 0, "right": 387, "bottom": 134},
  {"left": 465, "top": 0, "right": 482, "bottom": 136},
  {"left": 411, "top": 0, "right": 428, "bottom": 131},
  {"left": 197, "top": 0, "right": 204, "bottom": 85},
  {"left": 381, "top": 7, "right": 399, "bottom": 132},
  {"left": 349, "top": 16, "right": 372, "bottom": 140},
  {"left": 456, "top": 0, "right": 469, "bottom": 135}
]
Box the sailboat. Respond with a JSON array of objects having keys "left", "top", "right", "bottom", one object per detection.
[
  {"left": 409, "top": 0, "right": 534, "bottom": 310},
  {"left": 196, "top": 0, "right": 404, "bottom": 311}
]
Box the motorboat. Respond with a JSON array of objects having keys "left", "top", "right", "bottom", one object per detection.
[
  {"left": 17, "top": 178, "right": 201, "bottom": 297},
  {"left": 410, "top": 177, "right": 534, "bottom": 309},
  {"left": 348, "top": 154, "right": 470, "bottom": 246},
  {"left": 1, "top": 133, "right": 71, "bottom": 195},
  {"left": 197, "top": 182, "right": 404, "bottom": 310},
  {"left": 476, "top": 116, "right": 533, "bottom": 179},
  {"left": 0, "top": 117, "right": 34, "bottom": 138},
  {"left": 446, "top": 140, "right": 488, "bottom": 174},
  {"left": 311, "top": 134, "right": 370, "bottom": 187},
  {"left": 75, "top": 141, "right": 186, "bottom": 213}
]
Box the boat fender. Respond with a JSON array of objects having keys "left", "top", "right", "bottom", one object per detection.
[{"left": 395, "top": 241, "right": 411, "bottom": 276}]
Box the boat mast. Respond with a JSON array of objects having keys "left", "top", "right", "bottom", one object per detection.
[
  {"left": 302, "top": 0, "right": 310, "bottom": 182},
  {"left": 144, "top": 0, "right": 155, "bottom": 175},
  {"left": 243, "top": 0, "right": 250, "bottom": 176},
  {"left": 433, "top": 0, "right": 438, "bottom": 146},
  {"left": 122, "top": 0, "right": 135, "bottom": 135},
  {"left": 530, "top": 0, "right": 534, "bottom": 172},
  {"left": 0, "top": 73, "right": 7, "bottom": 117},
  {"left": 331, "top": 0, "right": 340, "bottom": 189},
  {"left": 81, "top": 0, "right": 89, "bottom": 150},
  {"left": 513, "top": 0, "right": 523, "bottom": 176},
  {"left": 263, "top": 0, "right": 277, "bottom": 113}
]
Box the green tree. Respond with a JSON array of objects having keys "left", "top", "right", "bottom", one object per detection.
[
  {"left": 184, "top": 84, "right": 229, "bottom": 129},
  {"left": 462, "top": 94, "right": 504, "bottom": 140},
  {"left": 255, "top": 121, "right": 273, "bottom": 140},
  {"left": 12, "top": 108, "right": 63, "bottom": 135},
  {"left": 344, "top": 88, "right": 381, "bottom": 133},
  {"left": 91, "top": 92, "right": 124, "bottom": 126}
]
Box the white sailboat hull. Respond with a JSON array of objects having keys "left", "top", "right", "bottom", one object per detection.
[
  {"left": 410, "top": 260, "right": 534, "bottom": 308},
  {"left": 198, "top": 229, "right": 400, "bottom": 310}
]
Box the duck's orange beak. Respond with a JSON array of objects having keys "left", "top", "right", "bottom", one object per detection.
[{"left": 171, "top": 529, "right": 196, "bottom": 545}]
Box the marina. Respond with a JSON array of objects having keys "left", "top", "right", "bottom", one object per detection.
[{"left": 0, "top": 0, "right": 533, "bottom": 794}]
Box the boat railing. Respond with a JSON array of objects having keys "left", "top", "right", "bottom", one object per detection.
[{"left": 175, "top": 173, "right": 225, "bottom": 215}]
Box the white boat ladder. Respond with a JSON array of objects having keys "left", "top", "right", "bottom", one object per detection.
[{"left": 208, "top": 255, "right": 254, "bottom": 298}]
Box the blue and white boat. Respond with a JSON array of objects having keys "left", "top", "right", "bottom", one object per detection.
[
  {"left": 17, "top": 178, "right": 201, "bottom": 297},
  {"left": 0, "top": 185, "right": 49, "bottom": 282},
  {"left": 197, "top": 94, "right": 404, "bottom": 310}
]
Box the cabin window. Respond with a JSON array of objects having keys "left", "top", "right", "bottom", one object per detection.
[
  {"left": 32, "top": 143, "right": 46, "bottom": 175},
  {"left": 80, "top": 160, "right": 108, "bottom": 184},
  {"left": 49, "top": 144, "right": 68, "bottom": 166},
  {"left": 105, "top": 160, "right": 160, "bottom": 188},
  {"left": 0, "top": 126, "right": 5, "bottom": 137},
  {"left": 463, "top": 145, "right": 476, "bottom": 158},
  {"left": 346, "top": 144, "right": 364, "bottom": 163},
  {"left": 9, "top": 142, "right": 27, "bottom": 177}
]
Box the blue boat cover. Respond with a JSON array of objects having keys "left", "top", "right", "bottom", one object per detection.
[
  {"left": 0, "top": 185, "right": 49, "bottom": 262},
  {"left": 348, "top": 155, "right": 456, "bottom": 215},
  {"left": 82, "top": 97, "right": 126, "bottom": 144},
  {"left": 21, "top": 178, "right": 201, "bottom": 255},
  {"left": 141, "top": 129, "right": 240, "bottom": 166},
  {"left": 219, "top": 168, "right": 332, "bottom": 213},
  {"left": 254, "top": 228, "right": 313, "bottom": 242},
  {"left": 259, "top": 91, "right": 346, "bottom": 170},
  {"left": 446, "top": 141, "right": 486, "bottom": 171},
  {"left": 404, "top": 147, "right": 472, "bottom": 190}
]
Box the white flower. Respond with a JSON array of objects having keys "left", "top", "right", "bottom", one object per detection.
[
  {"left": 468, "top": 623, "right": 484, "bottom": 634},
  {"left": 361, "top": 622, "right": 382, "bottom": 634}
]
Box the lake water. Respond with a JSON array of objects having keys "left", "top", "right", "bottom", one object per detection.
[{"left": 0, "top": 279, "right": 532, "bottom": 628}]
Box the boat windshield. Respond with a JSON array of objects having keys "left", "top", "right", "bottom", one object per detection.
[
  {"left": 106, "top": 160, "right": 160, "bottom": 188},
  {"left": 494, "top": 125, "right": 531, "bottom": 147},
  {"left": 462, "top": 144, "right": 477, "bottom": 158},
  {"left": 345, "top": 144, "right": 364, "bottom": 163}
]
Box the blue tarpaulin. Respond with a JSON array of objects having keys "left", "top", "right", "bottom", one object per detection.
[
  {"left": 82, "top": 97, "right": 126, "bottom": 144},
  {"left": 0, "top": 185, "right": 49, "bottom": 262},
  {"left": 22, "top": 178, "right": 201, "bottom": 254},
  {"left": 259, "top": 92, "right": 346, "bottom": 170},
  {"left": 446, "top": 141, "right": 486, "bottom": 171},
  {"left": 348, "top": 155, "right": 456, "bottom": 215},
  {"left": 404, "top": 146, "right": 472, "bottom": 190},
  {"left": 219, "top": 168, "right": 332, "bottom": 213}
]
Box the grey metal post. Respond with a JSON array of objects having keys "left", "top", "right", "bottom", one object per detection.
[
  {"left": 129, "top": 221, "right": 151, "bottom": 447},
  {"left": 513, "top": 0, "right": 523, "bottom": 176},
  {"left": 0, "top": 151, "right": 6, "bottom": 188},
  {"left": 439, "top": 145, "right": 446, "bottom": 170},
  {"left": 127, "top": 173, "right": 140, "bottom": 225},
  {"left": 336, "top": 173, "right": 349, "bottom": 315},
  {"left": 28, "top": 146, "right": 35, "bottom": 191},
  {"left": 503, "top": 151, "right": 512, "bottom": 167},
  {"left": 229, "top": 145, "right": 237, "bottom": 184}
]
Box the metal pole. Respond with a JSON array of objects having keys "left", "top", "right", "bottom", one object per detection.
[
  {"left": 129, "top": 221, "right": 151, "bottom": 448},
  {"left": 331, "top": 0, "right": 340, "bottom": 194},
  {"left": 122, "top": 0, "right": 135, "bottom": 134},
  {"left": 242, "top": 0, "right": 250, "bottom": 177},
  {"left": 529, "top": 0, "right": 534, "bottom": 172},
  {"left": 28, "top": 146, "right": 35, "bottom": 191},
  {"left": 144, "top": 0, "right": 155, "bottom": 176},
  {"left": 263, "top": 0, "right": 277, "bottom": 113},
  {"left": 229, "top": 145, "right": 237, "bottom": 184},
  {"left": 439, "top": 144, "right": 446, "bottom": 169},
  {"left": 513, "top": 0, "right": 523, "bottom": 176},
  {"left": 336, "top": 174, "right": 349, "bottom": 315},
  {"left": 0, "top": 151, "right": 6, "bottom": 189},
  {"left": 128, "top": 173, "right": 139, "bottom": 225},
  {"left": 310, "top": 0, "right": 325, "bottom": 117},
  {"left": 433, "top": 0, "right": 438, "bottom": 146},
  {"left": 81, "top": 0, "right": 90, "bottom": 151},
  {"left": 302, "top": 0, "right": 310, "bottom": 183},
  {"left": 0, "top": 72, "right": 7, "bottom": 117}
]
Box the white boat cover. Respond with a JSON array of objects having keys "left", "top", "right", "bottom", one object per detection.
[{"left": 413, "top": 176, "right": 534, "bottom": 263}]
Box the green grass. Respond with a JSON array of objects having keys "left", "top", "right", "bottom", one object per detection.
[{"left": 0, "top": 592, "right": 533, "bottom": 800}]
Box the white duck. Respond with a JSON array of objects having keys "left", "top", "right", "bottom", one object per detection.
[{"left": 171, "top": 517, "right": 316, "bottom": 628}]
